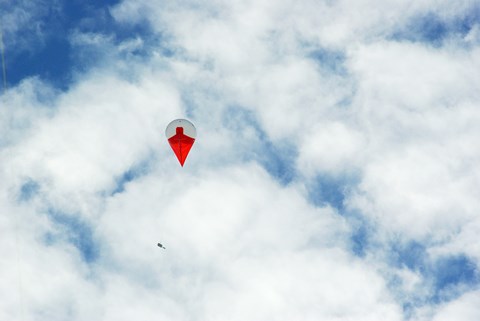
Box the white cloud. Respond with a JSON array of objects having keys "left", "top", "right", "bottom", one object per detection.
[
  {"left": 431, "top": 290, "right": 480, "bottom": 321},
  {"left": 349, "top": 42, "right": 480, "bottom": 111},
  {"left": 97, "top": 163, "right": 400, "bottom": 320},
  {"left": 2, "top": 0, "right": 480, "bottom": 320},
  {"left": 346, "top": 42, "right": 480, "bottom": 240},
  {"left": 5, "top": 72, "right": 180, "bottom": 194},
  {"left": 297, "top": 121, "right": 366, "bottom": 176}
]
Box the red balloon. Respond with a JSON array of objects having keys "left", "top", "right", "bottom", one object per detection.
[{"left": 165, "top": 119, "right": 196, "bottom": 166}]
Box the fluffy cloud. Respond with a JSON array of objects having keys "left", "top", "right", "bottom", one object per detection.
[
  {"left": 2, "top": 0, "right": 480, "bottom": 320},
  {"left": 431, "top": 291, "right": 480, "bottom": 321}
]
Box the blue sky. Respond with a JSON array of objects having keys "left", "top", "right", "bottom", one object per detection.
[
  {"left": 1, "top": 1, "right": 480, "bottom": 320},
  {"left": 2, "top": 0, "right": 152, "bottom": 89}
]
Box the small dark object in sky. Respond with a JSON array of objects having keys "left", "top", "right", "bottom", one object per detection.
[{"left": 157, "top": 243, "right": 166, "bottom": 249}]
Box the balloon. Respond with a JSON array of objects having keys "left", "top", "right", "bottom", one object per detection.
[{"left": 165, "top": 119, "right": 196, "bottom": 166}]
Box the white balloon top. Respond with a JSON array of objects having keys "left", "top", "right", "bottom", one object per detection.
[{"left": 165, "top": 119, "right": 196, "bottom": 139}]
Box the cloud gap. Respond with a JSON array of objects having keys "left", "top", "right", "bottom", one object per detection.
[
  {"left": 306, "top": 174, "right": 360, "bottom": 211},
  {"left": 390, "top": 240, "right": 428, "bottom": 272},
  {"left": 8, "top": 37, "right": 72, "bottom": 90},
  {"left": 306, "top": 174, "right": 374, "bottom": 257},
  {"left": 309, "top": 47, "right": 348, "bottom": 75},
  {"left": 110, "top": 155, "right": 154, "bottom": 196},
  {"left": 46, "top": 208, "right": 99, "bottom": 263},
  {"left": 349, "top": 218, "right": 371, "bottom": 257},
  {"left": 18, "top": 178, "right": 41, "bottom": 202},
  {"left": 431, "top": 254, "right": 479, "bottom": 302},
  {"left": 2, "top": 0, "right": 157, "bottom": 89},
  {"left": 391, "top": 6, "right": 480, "bottom": 46},
  {"left": 387, "top": 240, "right": 480, "bottom": 316},
  {"left": 223, "top": 106, "right": 297, "bottom": 185}
]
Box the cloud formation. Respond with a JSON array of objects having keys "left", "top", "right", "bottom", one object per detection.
[{"left": 1, "top": 0, "right": 480, "bottom": 320}]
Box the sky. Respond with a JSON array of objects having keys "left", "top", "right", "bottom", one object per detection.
[{"left": 1, "top": 0, "right": 480, "bottom": 320}]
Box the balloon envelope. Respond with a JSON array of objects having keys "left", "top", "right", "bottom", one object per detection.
[{"left": 166, "top": 119, "right": 196, "bottom": 166}]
